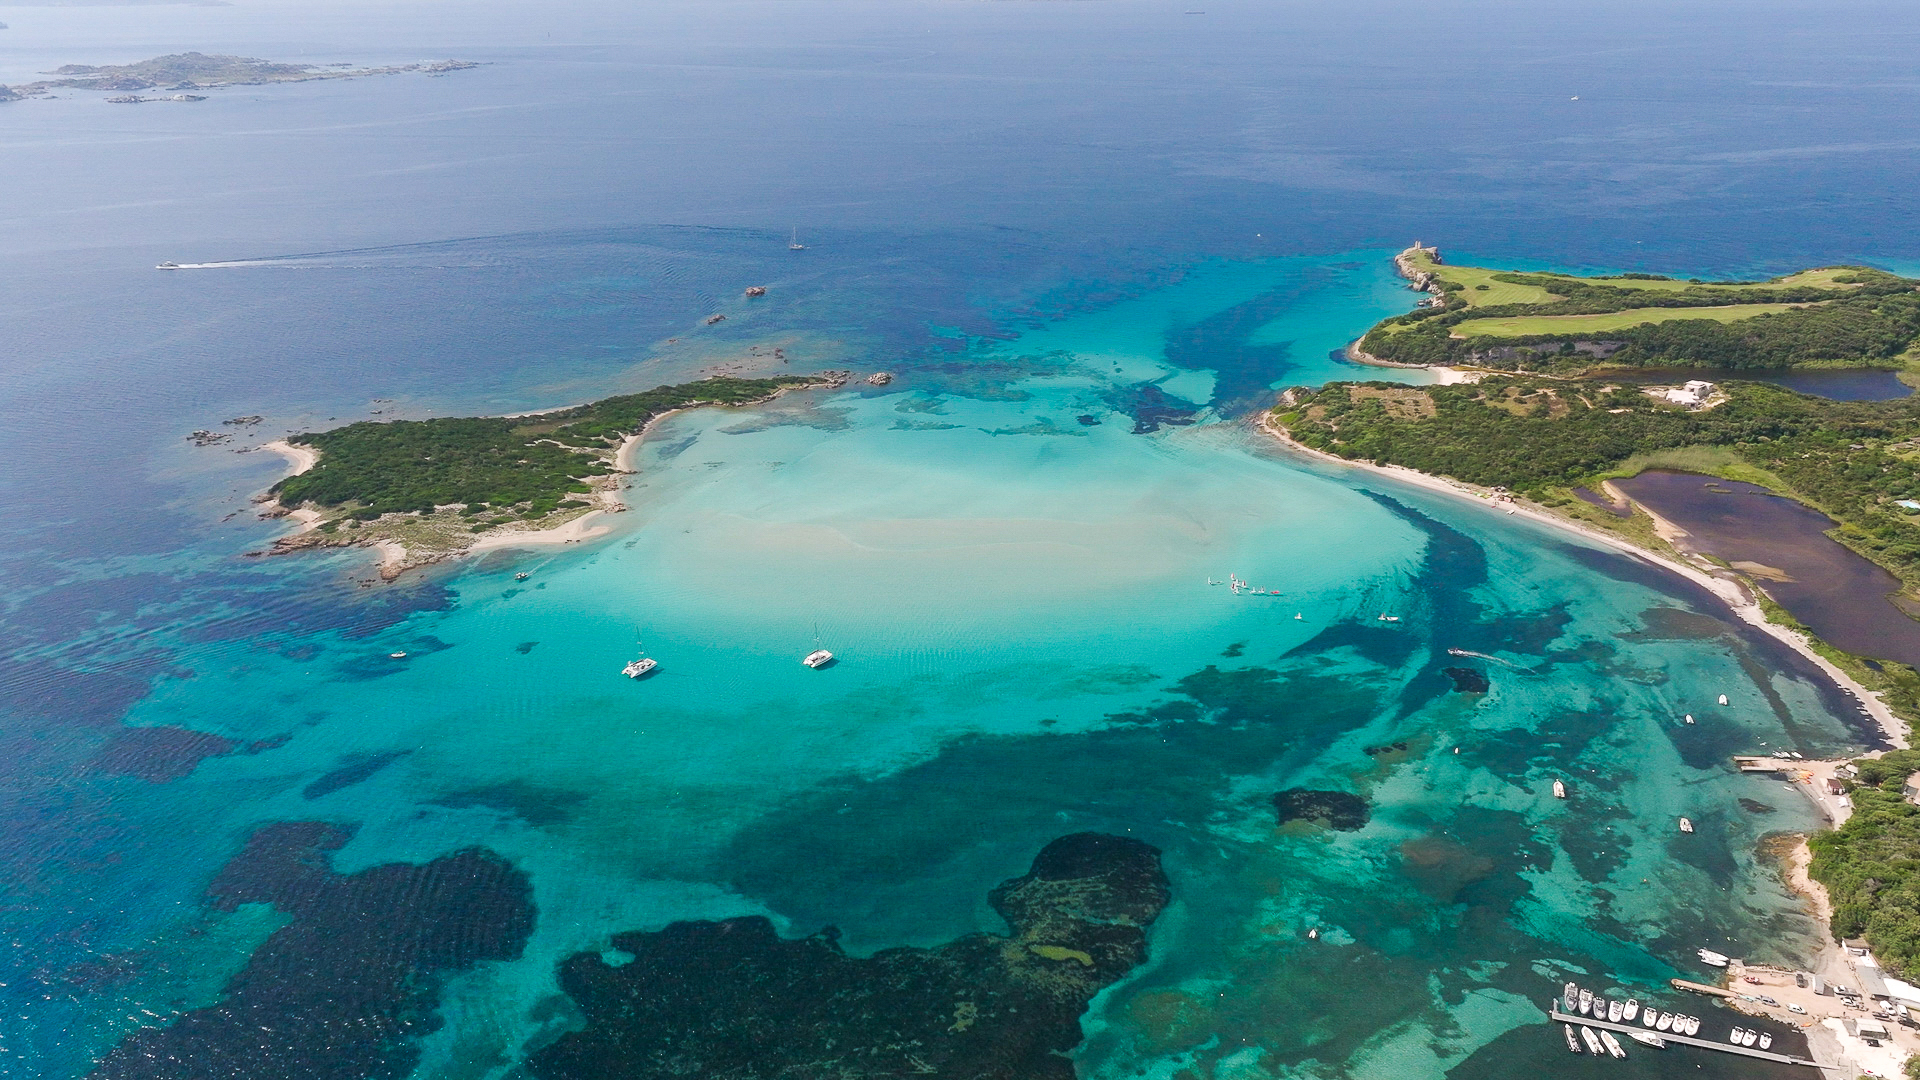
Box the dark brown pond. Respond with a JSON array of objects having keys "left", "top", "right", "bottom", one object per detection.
[{"left": 1613, "top": 471, "right": 1920, "bottom": 666}]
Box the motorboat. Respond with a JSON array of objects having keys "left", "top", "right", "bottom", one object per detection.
[
  {"left": 1628, "top": 1031, "right": 1667, "bottom": 1048},
  {"left": 1683, "top": 1016, "right": 1701, "bottom": 1036},
  {"left": 1655, "top": 1012, "right": 1673, "bottom": 1032},
  {"left": 1697, "top": 948, "right": 1729, "bottom": 967},
  {"left": 1758, "top": 1033, "right": 1773, "bottom": 1050},
  {"left": 156, "top": 261, "right": 181, "bottom": 269},
  {"left": 1377, "top": 614, "right": 1401, "bottom": 622},
  {"left": 1641, "top": 1007, "right": 1658, "bottom": 1027},
  {"left": 1564, "top": 982, "right": 1579, "bottom": 1011},
  {"left": 1741, "top": 1029, "right": 1758, "bottom": 1047},
  {"left": 389, "top": 651, "right": 407, "bottom": 659},
  {"left": 514, "top": 572, "right": 530, "bottom": 581},
  {"left": 1679, "top": 817, "right": 1695, "bottom": 834},
  {"left": 1684, "top": 713, "right": 1695, "bottom": 724},
  {"left": 1578, "top": 988, "right": 1593, "bottom": 1015},
  {"left": 1564, "top": 1023, "right": 1583, "bottom": 1053},
  {"left": 1608, "top": 999, "right": 1623, "bottom": 1023},
  {"left": 1593, "top": 997, "right": 1608, "bottom": 1019},
  {"left": 1579, "top": 1027, "right": 1603, "bottom": 1055},
  {"left": 803, "top": 649, "right": 834, "bottom": 669},
  {"left": 1553, "top": 779, "right": 1567, "bottom": 799},
  {"left": 623, "top": 656, "right": 658, "bottom": 679},
  {"left": 1623, "top": 998, "right": 1639, "bottom": 1022},
  {"left": 1719, "top": 694, "right": 1730, "bottom": 706},
  {"left": 1599, "top": 1030, "right": 1626, "bottom": 1059}
]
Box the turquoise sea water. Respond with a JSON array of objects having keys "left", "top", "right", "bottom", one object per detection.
[{"left": 6, "top": 1, "right": 1920, "bottom": 1076}]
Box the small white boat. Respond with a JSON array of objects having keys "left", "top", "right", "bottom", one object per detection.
[
  {"left": 1608, "top": 999, "right": 1623, "bottom": 1023},
  {"left": 1679, "top": 817, "right": 1695, "bottom": 834},
  {"left": 1629, "top": 1031, "right": 1667, "bottom": 1048},
  {"left": 1599, "top": 1030, "right": 1626, "bottom": 1059},
  {"left": 1697, "top": 948, "right": 1728, "bottom": 967},
  {"left": 1684, "top": 1015, "right": 1701, "bottom": 1036},
  {"left": 1377, "top": 614, "right": 1401, "bottom": 622},
  {"left": 1641, "top": 1007, "right": 1658, "bottom": 1028},
  {"left": 1758, "top": 1033, "right": 1772, "bottom": 1049},
  {"left": 1579, "top": 1027, "right": 1604, "bottom": 1055},
  {"left": 1718, "top": 694, "right": 1730, "bottom": 706},
  {"left": 623, "top": 657, "right": 657, "bottom": 679},
  {"left": 1655, "top": 1012, "right": 1673, "bottom": 1032},
  {"left": 1730, "top": 1027, "right": 1747, "bottom": 1045},
  {"left": 1579, "top": 988, "right": 1593, "bottom": 1015},
  {"left": 1564, "top": 981, "right": 1579, "bottom": 1010},
  {"left": 1294, "top": 612, "right": 1304, "bottom": 620},
  {"left": 157, "top": 261, "right": 181, "bottom": 269},
  {"left": 1741, "top": 1029, "right": 1758, "bottom": 1046},
  {"left": 803, "top": 649, "right": 834, "bottom": 669},
  {"left": 1684, "top": 713, "right": 1695, "bottom": 724},
  {"left": 1306, "top": 927, "right": 1318, "bottom": 939},
  {"left": 1623, "top": 998, "right": 1639, "bottom": 1022},
  {"left": 389, "top": 651, "right": 407, "bottom": 658},
  {"left": 1553, "top": 779, "right": 1567, "bottom": 799},
  {"left": 788, "top": 226, "right": 806, "bottom": 251},
  {"left": 1564, "top": 1023, "right": 1584, "bottom": 1053},
  {"left": 514, "top": 572, "right": 530, "bottom": 581}
]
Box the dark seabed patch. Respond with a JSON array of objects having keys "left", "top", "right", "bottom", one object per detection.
[
  {"left": 302, "top": 749, "right": 411, "bottom": 800},
  {"left": 1443, "top": 666, "right": 1489, "bottom": 693},
  {"left": 527, "top": 834, "right": 1168, "bottom": 1080},
  {"left": 1739, "top": 797, "right": 1777, "bottom": 814},
  {"left": 515, "top": 640, "right": 538, "bottom": 654},
  {"left": 1105, "top": 382, "right": 1199, "bottom": 434},
  {"left": 434, "top": 781, "right": 589, "bottom": 828},
  {"left": 89, "top": 822, "right": 533, "bottom": 1080},
  {"left": 90, "top": 726, "right": 238, "bottom": 783},
  {"left": 1273, "top": 788, "right": 1370, "bottom": 831}
]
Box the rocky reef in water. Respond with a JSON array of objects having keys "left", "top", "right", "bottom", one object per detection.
[
  {"left": 527, "top": 832, "right": 1169, "bottom": 1080},
  {"left": 1274, "top": 788, "right": 1371, "bottom": 831},
  {"left": 89, "top": 822, "right": 534, "bottom": 1080},
  {"left": 1443, "top": 666, "right": 1490, "bottom": 693}
]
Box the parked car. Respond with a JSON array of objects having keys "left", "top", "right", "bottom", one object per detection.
[{"left": 1789, "top": 1004, "right": 1808, "bottom": 1014}]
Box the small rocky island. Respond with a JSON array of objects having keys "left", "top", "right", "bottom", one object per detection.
[
  {"left": 527, "top": 833, "right": 1171, "bottom": 1080},
  {"left": 1, "top": 52, "right": 476, "bottom": 101},
  {"left": 259, "top": 373, "right": 844, "bottom": 579}
]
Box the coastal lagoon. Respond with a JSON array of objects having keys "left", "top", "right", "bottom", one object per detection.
[{"left": 6, "top": 0, "right": 1920, "bottom": 1077}]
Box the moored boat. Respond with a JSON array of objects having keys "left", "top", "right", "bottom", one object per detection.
[
  {"left": 1683, "top": 1015, "right": 1700, "bottom": 1036},
  {"left": 1655, "top": 1012, "right": 1673, "bottom": 1032},
  {"left": 803, "top": 648, "right": 834, "bottom": 669},
  {"left": 623, "top": 656, "right": 657, "bottom": 679},
  {"left": 1623, "top": 998, "right": 1639, "bottom": 1022},
  {"left": 1679, "top": 817, "right": 1695, "bottom": 834},
  {"left": 1741, "top": 1029, "right": 1757, "bottom": 1046},
  {"left": 1641, "top": 1007, "right": 1658, "bottom": 1028},
  {"left": 1729, "top": 1026, "right": 1746, "bottom": 1045},
  {"left": 1579, "top": 1027, "right": 1604, "bottom": 1055},
  {"left": 1564, "top": 1023, "right": 1583, "bottom": 1054},
  {"left": 1758, "top": 1033, "right": 1772, "bottom": 1050},
  {"left": 1599, "top": 1030, "right": 1626, "bottom": 1059},
  {"left": 1628, "top": 1030, "right": 1667, "bottom": 1048},
  {"left": 1564, "top": 981, "right": 1579, "bottom": 1011},
  {"left": 1719, "top": 693, "right": 1730, "bottom": 706},
  {"left": 1553, "top": 779, "right": 1567, "bottom": 799},
  {"left": 1697, "top": 948, "right": 1729, "bottom": 967},
  {"left": 1608, "top": 999, "right": 1623, "bottom": 1023},
  {"left": 1578, "top": 988, "right": 1593, "bottom": 1015}
]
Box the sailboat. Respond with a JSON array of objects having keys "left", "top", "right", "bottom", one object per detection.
[
  {"left": 803, "top": 624, "right": 834, "bottom": 669},
  {"left": 789, "top": 227, "right": 806, "bottom": 251},
  {"left": 623, "top": 640, "right": 658, "bottom": 679}
]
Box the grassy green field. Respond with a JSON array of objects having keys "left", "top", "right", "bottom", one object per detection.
[
  {"left": 1589, "top": 445, "right": 1788, "bottom": 488},
  {"left": 1575, "top": 267, "right": 1863, "bottom": 293},
  {"left": 1402, "top": 250, "right": 1563, "bottom": 308},
  {"left": 1452, "top": 302, "right": 1809, "bottom": 339}
]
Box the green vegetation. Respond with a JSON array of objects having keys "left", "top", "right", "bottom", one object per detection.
[
  {"left": 268, "top": 375, "right": 832, "bottom": 571},
  {"left": 1452, "top": 303, "right": 1813, "bottom": 339},
  {"left": 1278, "top": 377, "right": 1920, "bottom": 585},
  {"left": 2, "top": 52, "right": 476, "bottom": 99},
  {"left": 1369, "top": 250, "right": 1919, "bottom": 372},
  {"left": 1809, "top": 750, "right": 1920, "bottom": 980}
]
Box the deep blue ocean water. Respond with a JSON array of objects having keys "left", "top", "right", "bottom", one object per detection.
[{"left": 3, "top": 1, "right": 1920, "bottom": 1077}]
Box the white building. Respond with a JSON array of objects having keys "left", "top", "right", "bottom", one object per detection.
[{"left": 1660, "top": 380, "right": 1716, "bottom": 407}]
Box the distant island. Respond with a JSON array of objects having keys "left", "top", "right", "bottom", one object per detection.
[
  {"left": 258, "top": 374, "right": 843, "bottom": 579},
  {"left": 1, "top": 52, "right": 477, "bottom": 101},
  {"left": 1359, "top": 244, "right": 1920, "bottom": 376}
]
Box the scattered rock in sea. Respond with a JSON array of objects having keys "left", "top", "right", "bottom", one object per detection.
[
  {"left": 1076, "top": 414, "right": 1101, "bottom": 426},
  {"left": 1274, "top": 788, "right": 1371, "bottom": 831},
  {"left": 187, "top": 429, "right": 232, "bottom": 446},
  {"left": 704, "top": 313, "right": 727, "bottom": 325},
  {"left": 866, "top": 371, "right": 893, "bottom": 385},
  {"left": 527, "top": 832, "right": 1170, "bottom": 1080},
  {"left": 1443, "top": 666, "right": 1490, "bottom": 693},
  {"left": 744, "top": 285, "right": 766, "bottom": 297}
]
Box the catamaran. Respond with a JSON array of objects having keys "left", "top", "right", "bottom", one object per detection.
[
  {"left": 803, "top": 649, "right": 833, "bottom": 669},
  {"left": 623, "top": 644, "right": 658, "bottom": 679}
]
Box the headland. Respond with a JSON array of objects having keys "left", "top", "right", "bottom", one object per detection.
[
  {"left": 257, "top": 373, "right": 847, "bottom": 580},
  {"left": 1, "top": 53, "right": 477, "bottom": 102}
]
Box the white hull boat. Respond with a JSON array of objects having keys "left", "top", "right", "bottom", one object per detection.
[
  {"left": 1623, "top": 998, "right": 1639, "bottom": 1022},
  {"left": 1629, "top": 1031, "right": 1667, "bottom": 1048},
  {"left": 1579, "top": 1027, "right": 1604, "bottom": 1055},
  {"left": 1599, "top": 1030, "right": 1626, "bottom": 1059},
  {"left": 803, "top": 649, "right": 834, "bottom": 669}
]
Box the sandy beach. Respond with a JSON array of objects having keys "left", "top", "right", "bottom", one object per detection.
[
  {"left": 1255, "top": 412, "right": 1908, "bottom": 749},
  {"left": 260, "top": 439, "right": 318, "bottom": 475}
]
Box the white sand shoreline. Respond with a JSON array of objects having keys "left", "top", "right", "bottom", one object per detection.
[
  {"left": 260, "top": 439, "right": 318, "bottom": 475},
  {"left": 1255, "top": 412, "right": 1907, "bottom": 749}
]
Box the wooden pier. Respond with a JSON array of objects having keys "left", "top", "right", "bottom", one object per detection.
[{"left": 1548, "top": 1008, "right": 1822, "bottom": 1068}]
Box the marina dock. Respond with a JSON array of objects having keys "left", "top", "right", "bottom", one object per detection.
[{"left": 1548, "top": 1008, "right": 1822, "bottom": 1068}]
